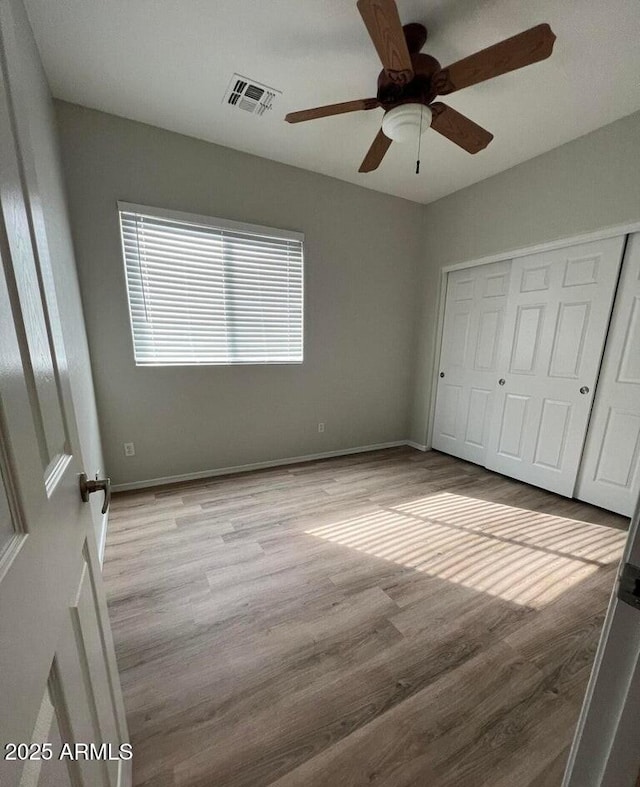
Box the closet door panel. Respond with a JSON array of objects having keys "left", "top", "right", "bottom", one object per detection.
[
  {"left": 496, "top": 393, "right": 531, "bottom": 460},
  {"left": 594, "top": 410, "right": 640, "bottom": 483},
  {"left": 576, "top": 234, "right": 640, "bottom": 515},
  {"left": 475, "top": 309, "right": 502, "bottom": 370},
  {"left": 486, "top": 236, "right": 625, "bottom": 496},
  {"left": 439, "top": 383, "right": 463, "bottom": 439},
  {"left": 533, "top": 398, "right": 572, "bottom": 470},
  {"left": 432, "top": 261, "right": 510, "bottom": 465},
  {"left": 548, "top": 301, "right": 590, "bottom": 378},
  {"left": 509, "top": 304, "right": 547, "bottom": 373},
  {"left": 465, "top": 387, "right": 492, "bottom": 447}
]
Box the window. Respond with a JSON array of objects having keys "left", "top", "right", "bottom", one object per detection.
[{"left": 118, "top": 202, "right": 303, "bottom": 366}]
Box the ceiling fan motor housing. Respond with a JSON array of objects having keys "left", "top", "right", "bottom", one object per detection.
[{"left": 376, "top": 52, "right": 440, "bottom": 106}]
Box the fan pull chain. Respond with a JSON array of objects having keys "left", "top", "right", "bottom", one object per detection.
[{"left": 416, "top": 106, "right": 423, "bottom": 175}]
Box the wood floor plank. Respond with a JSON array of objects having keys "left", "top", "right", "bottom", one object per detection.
[
  {"left": 267, "top": 640, "right": 545, "bottom": 787},
  {"left": 103, "top": 447, "right": 628, "bottom": 786}
]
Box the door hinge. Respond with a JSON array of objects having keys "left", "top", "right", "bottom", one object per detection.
[{"left": 618, "top": 562, "right": 640, "bottom": 610}]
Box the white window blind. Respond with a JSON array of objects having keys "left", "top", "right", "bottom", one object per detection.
[{"left": 118, "top": 203, "right": 303, "bottom": 366}]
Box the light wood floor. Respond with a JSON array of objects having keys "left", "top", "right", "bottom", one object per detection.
[{"left": 104, "top": 447, "right": 628, "bottom": 787}]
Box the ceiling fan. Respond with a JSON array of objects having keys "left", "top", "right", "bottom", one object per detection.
[{"left": 285, "top": 0, "right": 556, "bottom": 173}]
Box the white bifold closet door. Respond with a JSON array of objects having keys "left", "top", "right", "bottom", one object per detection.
[
  {"left": 432, "top": 261, "right": 511, "bottom": 463},
  {"left": 575, "top": 234, "right": 640, "bottom": 516},
  {"left": 485, "top": 236, "right": 625, "bottom": 496}
]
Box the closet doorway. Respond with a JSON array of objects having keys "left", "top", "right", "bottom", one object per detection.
[{"left": 432, "top": 231, "right": 640, "bottom": 516}]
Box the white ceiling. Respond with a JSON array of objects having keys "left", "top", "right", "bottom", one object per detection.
[{"left": 25, "top": 0, "right": 640, "bottom": 204}]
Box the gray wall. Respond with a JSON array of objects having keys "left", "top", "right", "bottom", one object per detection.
[
  {"left": 53, "top": 96, "right": 640, "bottom": 485},
  {"left": 8, "top": 1, "right": 105, "bottom": 541},
  {"left": 55, "top": 102, "right": 424, "bottom": 486},
  {"left": 410, "top": 110, "right": 640, "bottom": 445}
]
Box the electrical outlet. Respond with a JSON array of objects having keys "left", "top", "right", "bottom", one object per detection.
[
  {"left": 318, "top": 422, "right": 325, "bottom": 433},
  {"left": 123, "top": 442, "right": 135, "bottom": 457}
]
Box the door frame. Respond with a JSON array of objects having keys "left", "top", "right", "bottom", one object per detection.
[{"left": 425, "top": 220, "right": 640, "bottom": 451}]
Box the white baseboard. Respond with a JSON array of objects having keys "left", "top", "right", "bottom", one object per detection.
[
  {"left": 406, "top": 441, "right": 428, "bottom": 452},
  {"left": 111, "top": 440, "right": 424, "bottom": 492}
]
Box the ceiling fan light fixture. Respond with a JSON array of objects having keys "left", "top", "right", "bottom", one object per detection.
[
  {"left": 381, "top": 103, "right": 432, "bottom": 143},
  {"left": 285, "top": 1, "right": 555, "bottom": 172}
]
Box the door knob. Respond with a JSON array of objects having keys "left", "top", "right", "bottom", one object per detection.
[
  {"left": 79, "top": 473, "right": 111, "bottom": 515},
  {"left": 439, "top": 371, "right": 445, "bottom": 378},
  {"left": 498, "top": 378, "right": 506, "bottom": 386},
  {"left": 580, "top": 386, "right": 589, "bottom": 395}
]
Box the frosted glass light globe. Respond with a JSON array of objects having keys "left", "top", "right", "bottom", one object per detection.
[{"left": 381, "top": 103, "right": 432, "bottom": 143}]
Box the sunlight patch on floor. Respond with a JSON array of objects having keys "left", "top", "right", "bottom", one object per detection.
[{"left": 306, "top": 492, "right": 626, "bottom": 608}]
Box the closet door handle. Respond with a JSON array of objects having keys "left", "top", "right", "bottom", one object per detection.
[
  {"left": 580, "top": 386, "right": 589, "bottom": 395},
  {"left": 498, "top": 378, "right": 506, "bottom": 386},
  {"left": 439, "top": 371, "right": 445, "bottom": 378}
]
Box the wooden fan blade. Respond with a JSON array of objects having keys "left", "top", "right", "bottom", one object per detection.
[
  {"left": 434, "top": 23, "right": 556, "bottom": 95},
  {"left": 285, "top": 98, "right": 379, "bottom": 123},
  {"left": 359, "top": 128, "right": 392, "bottom": 172},
  {"left": 430, "top": 102, "right": 493, "bottom": 154},
  {"left": 357, "top": 0, "right": 414, "bottom": 84}
]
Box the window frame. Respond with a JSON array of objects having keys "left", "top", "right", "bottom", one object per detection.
[{"left": 117, "top": 201, "right": 304, "bottom": 367}]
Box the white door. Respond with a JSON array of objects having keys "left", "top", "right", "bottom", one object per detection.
[
  {"left": 575, "top": 234, "right": 640, "bottom": 517},
  {"left": 432, "top": 261, "right": 511, "bottom": 464},
  {"left": 0, "top": 2, "right": 129, "bottom": 785},
  {"left": 563, "top": 494, "right": 640, "bottom": 787},
  {"left": 485, "top": 236, "right": 625, "bottom": 496}
]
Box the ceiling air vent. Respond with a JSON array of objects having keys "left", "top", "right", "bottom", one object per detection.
[{"left": 223, "top": 74, "right": 281, "bottom": 117}]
